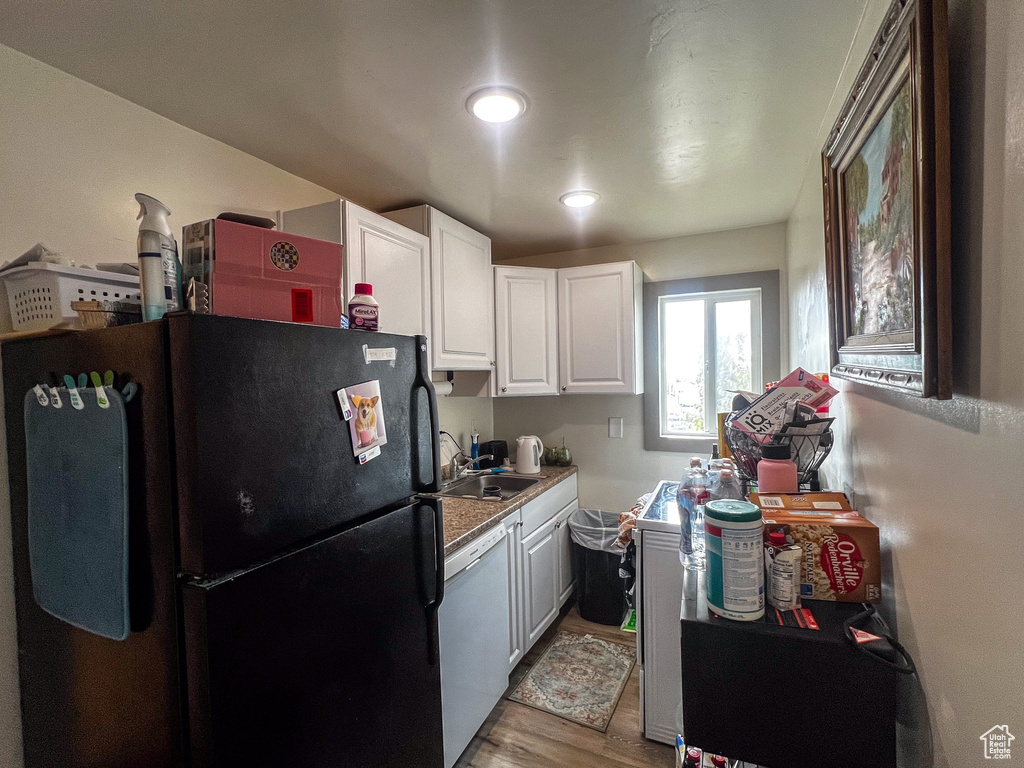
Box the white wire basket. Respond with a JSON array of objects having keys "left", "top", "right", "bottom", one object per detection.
[{"left": 1, "top": 263, "right": 141, "bottom": 332}]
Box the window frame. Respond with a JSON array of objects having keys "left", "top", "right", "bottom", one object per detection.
[
  {"left": 643, "top": 270, "right": 781, "bottom": 454},
  {"left": 658, "top": 287, "right": 763, "bottom": 439}
]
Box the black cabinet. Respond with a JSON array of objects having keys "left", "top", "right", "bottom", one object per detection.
[{"left": 680, "top": 570, "right": 898, "bottom": 768}]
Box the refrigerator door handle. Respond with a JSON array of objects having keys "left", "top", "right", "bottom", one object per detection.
[
  {"left": 420, "top": 496, "right": 445, "bottom": 665},
  {"left": 413, "top": 335, "right": 442, "bottom": 493}
]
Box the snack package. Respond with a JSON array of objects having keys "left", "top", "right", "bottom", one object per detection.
[
  {"left": 751, "top": 493, "right": 880, "bottom": 603},
  {"left": 730, "top": 368, "right": 838, "bottom": 442},
  {"left": 751, "top": 492, "right": 852, "bottom": 512}
]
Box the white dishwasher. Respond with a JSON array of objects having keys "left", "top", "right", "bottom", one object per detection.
[{"left": 438, "top": 524, "right": 510, "bottom": 768}]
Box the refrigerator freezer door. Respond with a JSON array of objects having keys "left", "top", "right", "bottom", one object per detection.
[
  {"left": 182, "top": 498, "right": 445, "bottom": 768},
  {"left": 169, "top": 313, "right": 440, "bottom": 575}
]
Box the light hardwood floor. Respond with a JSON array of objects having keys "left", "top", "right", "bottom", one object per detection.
[{"left": 454, "top": 605, "right": 675, "bottom": 768}]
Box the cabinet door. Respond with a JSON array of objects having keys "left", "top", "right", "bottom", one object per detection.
[
  {"left": 554, "top": 500, "right": 578, "bottom": 606},
  {"left": 557, "top": 262, "right": 643, "bottom": 394},
  {"left": 494, "top": 266, "right": 558, "bottom": 396},
  {"left": 281, "top": 200, "right": 431, "bottom": 341},
  {"left": 343, "top": 202, "right": 431, "bottom": 339},
  {"left": 505, "top": 516, "right": 525, "bottom": 671},
  {"left": 521, "top": 518, "right": 559, "bottom": 650},
  {"left": 430, "top": 209, "right": 494, "bottom": 370},
  {"left": 638, "top": 530, "right": 684, "bottom": 746}
]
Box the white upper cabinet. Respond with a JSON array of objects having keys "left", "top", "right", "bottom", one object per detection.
[
  {"left": 557, "top": 261, "right": 644, "bottom": 394},
  {"left": 494, "top": 266, "right": 558, "bottom": 396},
  {"left": 384, "top": 205, "right": 494, "bottom": 370},
  {"left": 281, "top": 200, "right": 430, "bottom": 339}
]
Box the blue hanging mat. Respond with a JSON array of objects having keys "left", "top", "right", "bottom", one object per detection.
[{"left": 23, "top": 386, "right": 130, "bottom": 640}]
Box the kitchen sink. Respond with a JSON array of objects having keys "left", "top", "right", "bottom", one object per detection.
[{"left": 439, "top": 474, "right": 542, "bottom": 502}]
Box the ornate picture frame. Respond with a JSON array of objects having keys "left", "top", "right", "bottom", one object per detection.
[{"left": 821, "top": 0, "right": 951, "bottom": 398}]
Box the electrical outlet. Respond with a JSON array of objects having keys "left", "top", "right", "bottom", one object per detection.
[{"left": 608, "top": 417, "right": 624, "bottom": 438}]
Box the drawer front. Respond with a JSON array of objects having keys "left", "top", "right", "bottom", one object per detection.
[{"left": 520, "top": 474, "right": 578, "bottom": 538}]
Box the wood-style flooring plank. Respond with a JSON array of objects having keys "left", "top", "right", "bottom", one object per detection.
[{"left": 455, "top": 605, "right": 674, "bottom": 768}]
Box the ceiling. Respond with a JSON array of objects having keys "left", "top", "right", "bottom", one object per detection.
[{"left": 0, "top": 0, "right": 866, "bottom": 259}]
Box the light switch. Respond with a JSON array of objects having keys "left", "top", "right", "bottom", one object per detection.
[{"left": 608, "top": 417, "right": 624, "bottom": 438}]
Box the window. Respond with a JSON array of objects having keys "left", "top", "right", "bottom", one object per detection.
[
  {"left": 660, "top": 288, "right": 762, "bottom": 436},
  {"left": 644, "top": 271, "right": 780, "bottom": 453}
]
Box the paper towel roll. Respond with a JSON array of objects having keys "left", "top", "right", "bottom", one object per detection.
[{"left": 433, "top": 379, "right": 453, "bottom": 396}]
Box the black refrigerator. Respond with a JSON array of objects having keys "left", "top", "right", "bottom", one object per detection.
[{"left": 3, "top": 314, "right": 445, "bottom": 768}]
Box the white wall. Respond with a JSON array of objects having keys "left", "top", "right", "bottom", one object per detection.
[
  {"left": 0, "top": 44, "right": 340, "bottom": 768},
  {"left": 786, "top": 1, "right": 1024, "bottom": 765},
  {"left": 436, "top": 394, "right": 493, "bottom": 454},
  {"left": 493, "top": 223, "right": 787, "bottom": 510}
]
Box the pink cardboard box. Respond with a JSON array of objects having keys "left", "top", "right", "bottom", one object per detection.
[{"left": 182, "top": 219, "right": 343, "bottom": 327}]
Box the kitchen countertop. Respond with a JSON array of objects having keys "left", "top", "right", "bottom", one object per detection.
[{"left": 436, "top": 465, "right": 578, "bottom": 556}]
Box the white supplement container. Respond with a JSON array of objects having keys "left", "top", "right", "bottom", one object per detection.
[
  {"left": 769, "top": 544, "right": 802, "bottom": 611},
  {"left": 704, "top": 499, "right": 765, "bottom": 621},
  {"left": 348, "top": 282, "right": 379, "bottom": 331}
]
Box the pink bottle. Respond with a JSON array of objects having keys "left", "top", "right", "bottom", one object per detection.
[{"left": 757, "top": 444, "right": 798, "bottom": 493}]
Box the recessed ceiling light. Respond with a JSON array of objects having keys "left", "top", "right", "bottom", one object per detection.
[
  {"left": 467, "top": 87, "right": 526, "bottom": 123},
  {"left": 560, "top": 191, "right": 600, "bottom": 208}
]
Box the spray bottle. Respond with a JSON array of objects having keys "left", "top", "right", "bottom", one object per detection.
[{"left": 135, "top": 193, "right": 182, "bottom": 320}]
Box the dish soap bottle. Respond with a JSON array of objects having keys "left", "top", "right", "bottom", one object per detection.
[
  {"left": 135, "top": 193, "right": 181, "bottom": 320},
  {"left": 348, "top": 283, "right": 379, "bottom": 331}
]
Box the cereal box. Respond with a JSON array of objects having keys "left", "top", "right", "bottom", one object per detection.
[{"left": 750, "top": 494, "right": 881, "bottom": 603}]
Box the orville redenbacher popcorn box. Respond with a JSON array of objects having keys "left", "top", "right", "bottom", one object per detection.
[{"left": 750, "top": 492, "right": 881, "bottom": 603}]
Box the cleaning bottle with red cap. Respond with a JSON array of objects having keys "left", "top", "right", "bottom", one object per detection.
[{"left": 348, "top": 283, "right": 379, "bottom": 331}]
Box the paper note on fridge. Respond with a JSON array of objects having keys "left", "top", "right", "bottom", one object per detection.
[{"left": 731, "top": 368, "right": 838, "bottom": 441}]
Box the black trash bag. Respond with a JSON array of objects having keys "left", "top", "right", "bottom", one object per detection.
[{"left": 568, "top": 509, "right": 626, "bottom": 625}]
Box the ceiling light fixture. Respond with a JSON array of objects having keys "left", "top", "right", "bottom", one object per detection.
[
  {"left": 560, "top": 191, "right": 600, "bottom": 208},
  {"left": 467, "top": 87, "right": 526, "bottom": 123}
]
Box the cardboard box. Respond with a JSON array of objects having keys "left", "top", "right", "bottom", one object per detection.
[
  {"left": 751, "top": 493, "right": 880, "bottom": 603},
  {"left": 750, "top": 492, "right": 852, "bottom": 512},
  {"left": 182, "top": 219, "right": 343, "bottom": 327}
]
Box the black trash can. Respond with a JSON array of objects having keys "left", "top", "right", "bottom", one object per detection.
[{"left": 568, "top": 509, "right": 626, "bottom": 625}]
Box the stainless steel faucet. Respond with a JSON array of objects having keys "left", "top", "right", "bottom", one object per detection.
[{"left": 449, "top": 452, "right": 494, "bottom": 482}]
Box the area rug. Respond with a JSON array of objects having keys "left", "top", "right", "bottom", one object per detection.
[{"left": 508, "top": 630, "right": 636, "bottom": 732}]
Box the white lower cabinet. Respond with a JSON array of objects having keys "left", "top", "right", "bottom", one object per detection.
[
  {"left": 522, "top": 517, "right": 559, "bottom": 650},
  {"left": 555, "top": 500, "right": 578, "bottom": 605},
  {"left": 515, "top": 475, "right": 579, "bottom": 654},
  {"left": 504, "top": 511, "right": 524, "bottom": 671}
]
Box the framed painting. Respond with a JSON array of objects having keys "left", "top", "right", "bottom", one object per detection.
[{"left": 822, "top": 0, "right": 951, "bottom": 398}]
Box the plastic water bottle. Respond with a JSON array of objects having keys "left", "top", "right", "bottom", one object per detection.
[
  {"left": 677, "top": 457, "right": 709, "bottom": 570},
  {"left": 709, "top": 468, "right": 744, "bottom": 501}
]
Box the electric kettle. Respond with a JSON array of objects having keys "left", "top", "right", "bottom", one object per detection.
[{"left": 515, "top": 435, "right": 544, "bottom": 475}]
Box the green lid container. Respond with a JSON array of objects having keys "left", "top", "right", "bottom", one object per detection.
[{"left": 704, "top": 499, "right": 761, "bottom": 522}]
